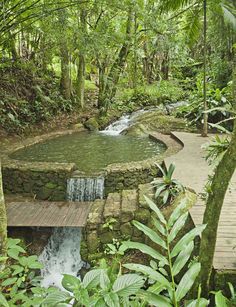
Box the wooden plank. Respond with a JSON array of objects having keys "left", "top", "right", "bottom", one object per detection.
[{"left": 6, "top": 201, "right": 91, "bottom": 227}]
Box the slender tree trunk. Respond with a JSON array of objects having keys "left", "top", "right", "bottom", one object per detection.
[
  {"left": 133, "top": 12, "right": 138, "bottom": 92},
  {"left": 58, "top": 10, "right": 71, "bottom": 100},
  {"left": 98, "top": 63, "right": 106, "bottom": 109},
  {"left": 197, "top": 60, "right": 236, "bottom": 296},
  {"left": 76, "top": 9, "right": 87, "bottom": 108},
  {"left": 76, "top": 54, "right": 85, "bottom": 108},
  {"left": 98, "top": 9, "right": 133, "bottom": 108},
  {"left": 0, "top": 163, "right": 7, "bottom": 259},
  {"left": 202, "top": 0, "right": 208, "bottom": 137}
]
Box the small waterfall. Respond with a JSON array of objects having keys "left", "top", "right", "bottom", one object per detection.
[
  {"left": 67, "top": 176, "right": 104, "bottom": 202},
  {"left": 100, "top": 114, "right": 131, "bottom": 135},
  {"left": 39, "top": 227, "right": 84, "bottom": 289},
  {"left": 100, "top": 109, "right": 150, "bottom": 136}
]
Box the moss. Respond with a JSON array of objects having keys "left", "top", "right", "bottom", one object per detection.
[
  {"left": 134, "top": 208, "right": 151, "bottom": 223},
  {"left": 120, "top": 222, "right": 133, "bottom": 237},
  {"left": 84, "top": 117, "right": 99, "bottom": 131},
  {"left": 45, "top": 182, "right": 58, "bottom": 189}
]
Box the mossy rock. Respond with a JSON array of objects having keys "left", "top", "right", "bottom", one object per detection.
[
  {"left": 73, "top": 123, "right": 84, "bottom": 130},
  {"left": 124, "top": 110, "right": 187, "bottom": 134},
  {"left": 45, "top": 182, "right": 58, "bottom": 189},
  {"left": 84, "top": 118, "right": 99, "bottom": 131}
]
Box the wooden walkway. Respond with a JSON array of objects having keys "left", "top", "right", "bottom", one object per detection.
[
  {"left": 166, "top": 132, "right": 236, "bottom": 271},
  {"left": 6, "top": 201, "right": 92, "bottom": 227}
]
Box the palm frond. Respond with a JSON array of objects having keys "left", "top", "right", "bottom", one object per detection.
[
  {"left": 160, "top": 0, "right": 195, "bottom": 12},
  {"left": 221, "top": 1, "right": 236, "bottom": 30},
  {"left": 182, "top": 6, "right": 202, "bottom": 46}
]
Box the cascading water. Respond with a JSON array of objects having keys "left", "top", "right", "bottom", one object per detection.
[
  {"left": 39, "top": 227, "right": 84, "bottom": 289},
  {"left": 67, "top": 176, "right": 104, "bottom": 202},
  {"left": 39, "top": 177, "right": 104, "bottom": 287},
  {"left": 100, "top": 109, "right": 146, "bottom": 136}
]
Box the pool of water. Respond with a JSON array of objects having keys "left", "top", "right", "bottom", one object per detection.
[{"left": 10, "top": 131, "right": 166, "bottom": 173}]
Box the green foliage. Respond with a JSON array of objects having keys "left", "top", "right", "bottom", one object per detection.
[
  {"left": 0, "top": 62, "right": 75, "bottom": 133},
  {"left": 122, "top": 195, "right": 207, "bottom": 306},
  {"left": 213, "top": 282, "right": 236, "bottom": 307},
  {"left": 43, "top": 259, "right": 145, "bottom": 306},
  {"left": 152, "top": 163, "right": 184, "bottom": 207},
  {"left": 203, "top": 135, "right": 230, "bottom": 167},
  {"left": 118, "top": 81, "right": 185, "bottom": 108},
  {"left": 176, "top": 81, "right": 233, "bottom": 130},
  {"left": 0, "top": 238, "right": 46, "bottom": 306}
]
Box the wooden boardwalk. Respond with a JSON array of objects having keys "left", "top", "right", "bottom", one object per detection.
[
  {"left": 166, "top": 132, "right": 236, "bottom": 271},
  {"left": 6, "top": 201, "right": 92, "bottom": 227}
]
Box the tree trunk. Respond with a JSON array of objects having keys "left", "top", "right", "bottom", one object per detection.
[
  {"left": 76, "top": 54, "right": 85, "bottom": 108},
  {"left": 0, "top": 163, "right": 7, "bottom": 259},
  {"left": 58, "top": 10, "right": 71, "bottom": 100},
  {"left": 197, "top": 61, "right": 236, "bottom": 296},
  {"left": 98, "top": 9, "right": 133, "bottom": 108},
  {"left": 98, "top": 63, "right": 106, "bottom": 109},
  {"left": 76, "top": 9, "right": 87, "bottom": 108},
  {"left": 202, "top": 0, "right": 208, "bottom": 137}
]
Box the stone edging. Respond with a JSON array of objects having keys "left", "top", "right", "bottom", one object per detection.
[{"left": 1, "top": 129, "right": 183, "bottom": 200}]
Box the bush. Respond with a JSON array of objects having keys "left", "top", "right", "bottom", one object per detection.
[
  {"left": 175, "top": 81, "right": 233, "bottom": 130},
  {"left": 117, "top": 80, "right": 186, "bottom": 108}
]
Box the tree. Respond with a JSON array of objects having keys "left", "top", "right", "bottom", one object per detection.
[
  {"left": 162, "top": 0, "right": 236, "bottom": 297},
  {"left": 197, "top": 1, "right": 236, "bottom": 295},
  {"left": 202, "top": 0, "right": 208, "bottom": 137},
  {"left": 0, "top": 163, "right": 7, "bottom": 259},
  {"left": 58, "top": 8, "right": 72, "bottom": 100}
]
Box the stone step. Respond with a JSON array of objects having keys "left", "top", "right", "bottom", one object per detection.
[
  {"left": 103, "top": 192, "right": 121, "bottom": 219},
  {"left": 120, "top": 189, "right": 137, "bottom": 223},
  {"left": 87, "top": 199, "right": 105, "bottom": 229},
  {"left": 138, "top": 183, "right": 155, "bottom": 208}
]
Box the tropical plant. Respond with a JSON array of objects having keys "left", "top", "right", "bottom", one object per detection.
[
  {"left": 203, "top": 135, "right": 230, "bottom": 167},
  {"left": 42, "top": 258, "right": 145, "bottom": 306},
  {"left": 152, "top": 163, "right": 184, "bottom": 206},
  {"left": 0, "top": 238, "right": 45, "bottom": 306},
  {"left": 213, "top": 282, "right": 236, "bottom": 306},
  {"left": 122, "top": 194, "right": 207, "bottom": 306}
]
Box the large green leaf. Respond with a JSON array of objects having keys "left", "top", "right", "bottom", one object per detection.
[
  {"left": 104, "top": 293, "right": 120, "bottom": 307},
  {"left": 82, "top": 269, "right": 104, "bottom": 289},
  {"left": 100, "top": 269, "right": 110, "bottom": 290},
  {"left": 186, "top": 298, "right": 209, "bottom": 307},
  {"left": 152, "top": 216, "right": 166, "bottom": 236},
  {"left": 62, "top": 274, "right": 81, "bottom": 292},
  {"left": 123, "top": 263, "right": 170, "bottom": 288},
  {"left": 0, "top": 293, "right": 9, "bottom": 307},
  {"left": 171, "top": 225, "right": 206, "bottom": 258},
  {"left": 2, "top": 277, "right": 18, "bottom": 287},
  {"left": 168, "top": 192, "right": 196, "bottom": 228},
  {"left": 144, "top": 196, "right": 166, "bottom": 225},
  {"left": 214, "top": 291, "right": 229, "bottom": 307},
  {"left": 175, "top": 263, "right": 201, "bottom": 302},
  {"left": 43, "top": 291, "right": 71, "bottom": 306},
  {"left": 122, "top": 241, "right": 168, "bottom": 265},
  {"left": 166, "top": 163, "right": 175, "bottom": 180},
  {"left": 172, "top": 241, "right": 194, "bottom": 276},
  {"left": 169, "top": 212, "right": 189, "bottom": 243},
  {"left": 137, "top": 289, "right": 172, "bottom": 307},
  {"left": 112, "top": 274, "right": 145, "bottom": 297},
  {"left": 132, "top": 220, "right": 167, "bottom": 249}
]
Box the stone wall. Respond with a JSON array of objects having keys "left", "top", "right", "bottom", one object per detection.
[
  {"left": 81, "top": 186, "right": 196, "bottom": 263},
  {"left": 1, "top": 130, "right": 182, "bottom": 200},
  {"left": 2, "top": 163, "right": 75, "bottom": 201}
]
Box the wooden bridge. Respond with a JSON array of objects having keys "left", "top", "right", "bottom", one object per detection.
[{"left": 6, "top": 200, "right": 91, "bottom": 227}]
